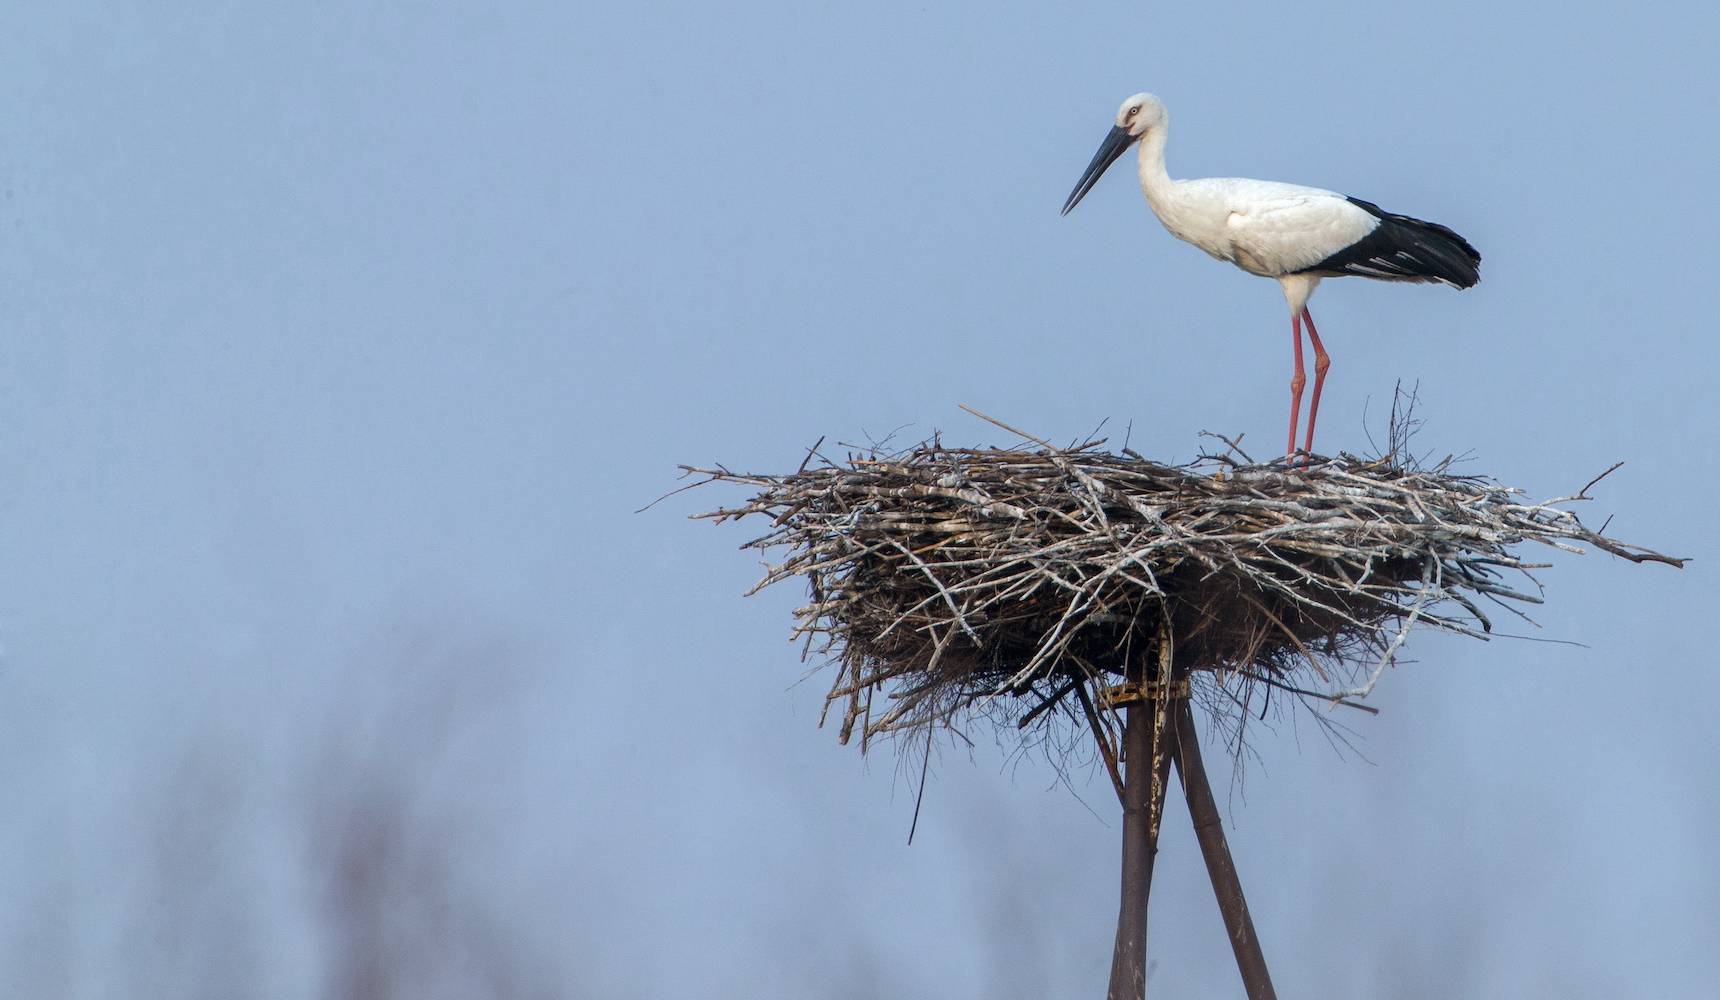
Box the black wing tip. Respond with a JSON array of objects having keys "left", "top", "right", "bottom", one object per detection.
[{"left": 1329, "top": 196, "right": 1481, "bottom": 287}]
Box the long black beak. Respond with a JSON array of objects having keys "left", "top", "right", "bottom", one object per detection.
[{"left": 1061, "top": 125, "right": 1136, "bottom": 216}]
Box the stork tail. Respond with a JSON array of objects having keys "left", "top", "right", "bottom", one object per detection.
[{"left": 1306, "top": 197, "right": 1481, "bottom": 288}]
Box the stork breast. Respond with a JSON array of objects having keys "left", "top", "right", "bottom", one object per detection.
[{"left": 1228, "top": 228, "right": 1275, "bottom": 276}]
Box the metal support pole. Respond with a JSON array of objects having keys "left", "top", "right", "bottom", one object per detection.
[
  {"left": 1106, "top": 629, "right": 1177, "bottom": 1000},
  {"left": 1172, "top": 698, "right": 1277, "bottom": 1000},
  {"left": 1106, "top": 697, "right": 1174, "bottom": 998}
]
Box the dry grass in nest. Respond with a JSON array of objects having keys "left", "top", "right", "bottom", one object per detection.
[{"left": 679, "top": 410, "right": 1681, "bottom": 756}]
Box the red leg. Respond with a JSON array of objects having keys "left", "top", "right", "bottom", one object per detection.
[
  {"left": 1301, "top": 307, "right": 1331, "bottom": 458},
  {"left": 1287, "top": 312, "right": 1306, "bottom": 458}
]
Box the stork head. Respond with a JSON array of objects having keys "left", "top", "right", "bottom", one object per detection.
[
  {"left": 1116, "top": 93, "right": 1166, "bottom": 137},
  {"left": 1062, "top": 93, "right": 1164, "bottom": 216}
]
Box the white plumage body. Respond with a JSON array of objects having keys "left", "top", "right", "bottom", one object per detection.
[
  {"left": 1133, "top": 129, "right": 1377, "bottom": 314},
  {"left": 1144, "top": 178, "right": 1375, "bottom": 277}
]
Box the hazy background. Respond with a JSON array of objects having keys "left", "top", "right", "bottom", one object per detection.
[{"left": 1, "top": 2, "right": 1715, "bottom": 997}]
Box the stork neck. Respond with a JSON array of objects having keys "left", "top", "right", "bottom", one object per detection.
[{"left": 1135, "top": 126, "right": 1173, "bottom": 207}]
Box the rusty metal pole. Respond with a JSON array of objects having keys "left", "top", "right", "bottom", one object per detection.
[
  {"left": 1105, "top": 697, "right": 1173, "bottom": 998},
  {"left": 1106, "top": 635, "right": 1177, "bottom": 1000},
  {"left": 1172, "top": 698, "right": 1277, "bottom": 1000}
]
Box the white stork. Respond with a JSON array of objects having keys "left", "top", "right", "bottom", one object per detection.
[{"left": 1062, "top": 93, "right": 1480, "bottom": 458}]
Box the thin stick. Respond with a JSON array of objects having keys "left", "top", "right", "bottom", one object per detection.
[
  {"left": 906, "top": 723, "right": 933, "bottom": 845},
  {"left": 1174, "top": 698, "right": 1277, "bottom": 1000},
  {"left": 1075, "top": 681, "right": 1126, "bottom": 806},
  {"left": 958, "top": 403, "right": 1056, "bottom": 450}
]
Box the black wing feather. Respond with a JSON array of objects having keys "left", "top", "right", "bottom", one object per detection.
[{"left": 1300, "top": 197, "right": 1481, "bottom": 288}]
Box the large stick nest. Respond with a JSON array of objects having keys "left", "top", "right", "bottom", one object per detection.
[{"left": 685, "top": 420, "right": 1681, "bottom": 752}]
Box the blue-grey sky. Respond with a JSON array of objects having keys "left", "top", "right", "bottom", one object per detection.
[{"left": 1, "top": 2, "right": 1715, "bottom": 997}]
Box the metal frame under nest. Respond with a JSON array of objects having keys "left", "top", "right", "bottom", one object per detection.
[{"left": 682, "top": 414, "right": 1681, "bottom": 999}]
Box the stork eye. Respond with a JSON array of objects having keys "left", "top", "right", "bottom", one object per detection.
[{"left": 1127, "top": 107, "right": 1139, "bottom": 118}]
